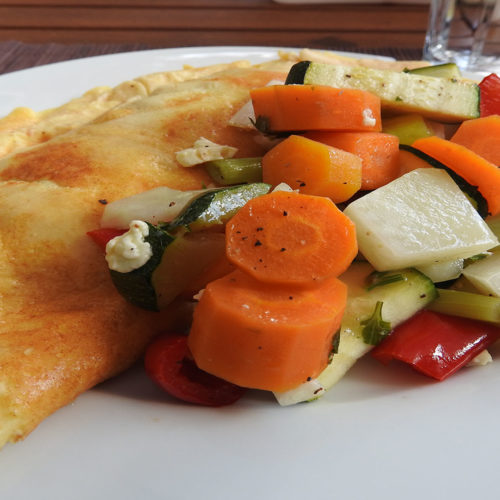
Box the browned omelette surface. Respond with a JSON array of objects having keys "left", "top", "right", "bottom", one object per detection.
[{"left": 0, "top": 64, "right": 289, "bottom": 448}]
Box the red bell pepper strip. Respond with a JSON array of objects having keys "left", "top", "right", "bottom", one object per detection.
[
  {"left": 145, "top": 333, "right": 247, "bottom": 406},
  {"left": 479, "top": 73, "right": 500, "bottom": 117},
  {"left": 371, "top": 310, "right": 500, "bottom": 381},
  {"left": 87, "top": 227, "right": 127, "bottom": 252}
]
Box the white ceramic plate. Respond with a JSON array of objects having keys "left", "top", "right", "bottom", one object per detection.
[{"left": 0, "top": 46, "right": 498, "bottom": 500}]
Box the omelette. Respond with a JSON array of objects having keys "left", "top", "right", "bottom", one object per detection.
[{"left": 0, "top": 62, "right": 291, "bottom": 448}]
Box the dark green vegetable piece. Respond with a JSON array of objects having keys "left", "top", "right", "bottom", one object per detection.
[
  {"left": 285, "top": 61, "right": 312, "bottom": 85},
  {"left": 109, "top": 223, "right": 174, "bottom": 311}
]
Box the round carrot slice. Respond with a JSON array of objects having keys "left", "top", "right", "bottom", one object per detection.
[
  {"left": 225, "top": 190, "right": 357, "bottom": 285},
  {"left": 187, "top": 269, "right": 347, "bottom": 392}
]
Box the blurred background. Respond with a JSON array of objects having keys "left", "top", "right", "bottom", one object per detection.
[{"left": 0, "top": 0, "right": 498, "bottom": 73}]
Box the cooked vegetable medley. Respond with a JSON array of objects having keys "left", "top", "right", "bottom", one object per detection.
[{"left": 88, "top": 60, "right": 500, "bottom": 407}]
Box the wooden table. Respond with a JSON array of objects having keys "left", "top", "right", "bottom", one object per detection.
[
  {"left": 1, "top": 0, "right": 431, "bottom": 50},
  {"left": 0, "top": 0, "right": 498, "bottom": 75}
]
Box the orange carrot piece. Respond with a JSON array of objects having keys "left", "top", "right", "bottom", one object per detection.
[
  {"left": 187, "top": 269, "right": 347, "bottom": 392},
  {"left": 305, "top": 131, "right": 400, "bottom": 190},
  {"left": 262, "top": 135, "right": 362, "bottom": 202},
  {"left": 250, "top": 84, "right": 382, "bottom": 133},
  {"left": 226, "top": 190, "right": 357, "bottom": 285},
  {"left": 412, "top": 136, "right": 500, "bottom": 216},
  {"left": 450, "top": 115, "right": 500, "bottom": 166}
]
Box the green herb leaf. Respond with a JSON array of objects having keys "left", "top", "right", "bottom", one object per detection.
[
  {"left": 366, "top": 271, "right": 405, "bottom": 291},
  {"left": 361, "top": 301, "right": 392, "bottom": 345}
]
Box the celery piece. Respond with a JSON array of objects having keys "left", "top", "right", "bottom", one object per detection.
[
  {"left": 382, "top": 114, "right": 434, "bottom": 145},
  {"left": 428, "top": 288, "right": 500, "bottom": 324},
  {"left": 205, "top": 157, "right": 262, "bottom": 185}
]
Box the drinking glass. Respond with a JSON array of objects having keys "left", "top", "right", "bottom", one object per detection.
[{"left": 423, "top": 0, "right": 499, "bottom": 72}]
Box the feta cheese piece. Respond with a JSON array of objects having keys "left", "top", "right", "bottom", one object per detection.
[
  {"left": 105, "top": 220, "right": 152, "bottom": 273},
  {"left": 362, "top": 108, "right": 377, "bottom": 127},
  {"left": 175, "top": 137, "right": 237, "bottom": 167},
  {"left": 344, "top": 168, "right": 499, "bottom": 271}
]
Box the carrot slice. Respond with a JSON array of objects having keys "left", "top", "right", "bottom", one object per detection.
[
  {"left": 262, "top": 134, "right": 362, "bottom": 202},
  {"left": 250, "top": 84, "right": 382, "bottom": 133},
  {"left": 412, "top": 136, "right": 500, "bottom": 216},
  {"left": 305, "top": 131, "right": 400, "bottom": 190},
  {"left": 225, "top": 190, "right": 357, "bottom": 285},
  {"left": 450, "top": 115, "right": 500, "bottom": 166},
  {"left": 187, "top": 269, "right": 347, "bottom": 392}
]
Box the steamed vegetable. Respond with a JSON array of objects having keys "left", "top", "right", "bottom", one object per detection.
[
  {"left": 249, "top": 84, "right": 382, "bottom": 133},
  {"left": 450, "top": 115, "right": 500, "bottom": 166},
  {"left": 343, "top": 168, "right": 498, "bottom": 271},
  {"left": 145, "top": 333, "right": 247, "bottom": 406},
  {"left": 262, "top": 134, "right": 362, "bottom": 202},
  {"left": 372, "top": 310, "right": 500, "bottom": 380},
  {"left": 225, "top": 190, "right": 358, "bottom": 285},
  {"left": 284, "top": 60, "right": 480, "bottom": 122},
  {"left": 304, "top": 130, "right": 400, "bottom": 190},
  {"left": 187, "top": 269, "right": 347, "bottom": 392}
]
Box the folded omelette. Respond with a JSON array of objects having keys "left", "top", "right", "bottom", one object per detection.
[{"left": 0, "top": 62, "right": 291, "bottom": 448}]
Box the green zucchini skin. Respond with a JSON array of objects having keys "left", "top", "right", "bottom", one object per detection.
[
  {"left": 405, "top": 63, "right": 461, "bottom": 79},
  {"left": 399, "top": 144, "right": 489, "bottom": 218},
  {"left": 110, "top": 223, "right": 174, "bottom": 311},
  {"left": 166, "top": 183, "right": 271, "bottom": 233},
  {"left": 285, "top": 60, "right": 312, "bottom": 85}
]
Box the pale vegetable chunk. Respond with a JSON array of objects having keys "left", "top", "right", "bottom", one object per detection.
[
  {"left": 462, "top": 250, "right": 500, "bottom": 297},
  {"left": 343, "top": 169, "right": 499, "bottom": 271},
  {"left": 416, "top": 258, "right": 464, "bottom": 283}
]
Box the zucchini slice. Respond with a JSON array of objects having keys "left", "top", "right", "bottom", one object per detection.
[
  {"left": 109, "top": 223, "right": 174, "bottom": 311},
  {"left": 285, "top": 61, "right": 480, "bottom": 122},
  {"left": 166, "top": 182, "right": 270, "bottom": 233}
]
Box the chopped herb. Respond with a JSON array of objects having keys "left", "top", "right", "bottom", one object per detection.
[
  {"left": 98, "top": 199, "right": 108, "bottom": 205},
  {"left": 254, "top": 240, "right": 262, "bottom": 247},
  {"left": 361, "top": 301, "right": 392, "bottom": 345},
  {"left": 395, "top": 96, "right": 403, "bottom": 102},
  {"left": 366, "top": 271, "right": 405, "bottom": 291}
]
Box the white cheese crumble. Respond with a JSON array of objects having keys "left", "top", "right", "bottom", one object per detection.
[
  {"left": 105, "top": 220, "right": 153, "bottom": 273},
  {"left": 175, "top": 137, "right": 237, "bottom": 167},
  {"left": 362, "top": 108, "right": 377, "bottom": 127}
]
